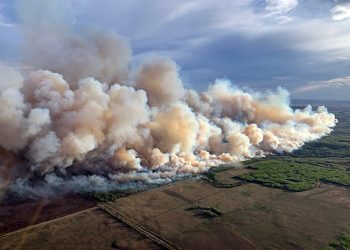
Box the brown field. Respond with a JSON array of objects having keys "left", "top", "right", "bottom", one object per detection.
[
  {"left": 1, "top": 167, "right": 350, "bottom": 249},
  {"left": 0, "top": 207, "right": 162, "bottom": 250},
  {"left": 102, "top": 167, "right": 350, "bottom": 250}
]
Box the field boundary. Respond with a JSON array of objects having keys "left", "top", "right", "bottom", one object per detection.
[
  {"left": 98, "top": 203, "right": 181, "bottom": 250},
  {"left": 0, "top": 207, "right": 97, "bottom": 239}
]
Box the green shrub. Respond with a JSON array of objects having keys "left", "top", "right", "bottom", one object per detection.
[
  {"left": 204, "top": 171, "right": 243, "bottom": 188},
  {"left": 324, "top": 233, "right": 350, "bottom": 250}
]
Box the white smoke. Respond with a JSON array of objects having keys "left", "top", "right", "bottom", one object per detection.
[
  {"left": 1, "top": 63, "right": 337, "bottom": 198},
  {"left": 0, "top": 1, "right": 337, "bottom": 198}
]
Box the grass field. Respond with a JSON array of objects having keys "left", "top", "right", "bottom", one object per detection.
[{"left": 101, "top": 174, "right": 350, "bottom": 249}]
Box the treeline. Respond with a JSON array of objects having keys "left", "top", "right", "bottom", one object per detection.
[
  {"left": 204, "top": 171, "right": 243, "bottom": 188},
  {"left": 91, "top": 189, "right": 140, "bottom": 202}
]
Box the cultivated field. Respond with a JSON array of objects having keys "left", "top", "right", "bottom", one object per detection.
[{"left": 101, "top": 167, "right": 350, "bottom": 250}]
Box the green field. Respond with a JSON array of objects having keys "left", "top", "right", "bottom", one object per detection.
[{"left": 239, "top": 158, "right": 350, "bottom": 191}]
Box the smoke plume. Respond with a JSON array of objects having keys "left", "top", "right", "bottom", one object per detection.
[{"left": 0, "top": 1, "right": 337, "bottom": 199}]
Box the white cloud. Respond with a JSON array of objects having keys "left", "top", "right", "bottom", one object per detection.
[
  {"left": 0, "top": 20, "right": 14, "bottom": 27},
  {"left": 292, "top": 76, "right": 350, "bottom": 100},
  {"left": 265, "top": 0, "right": 298, "bottom": 15},
  {"left": 260, "top": 0, "right": 298, "bottom": 24},
  {"left": 0, "top": 4, "right": 14, "bottom": 27},
  {"left": 330, "top": 3, "right": 350, "bottom": 21},
  {"left": 285, "top": 20, "right": 350, "bottom": 63},
  {"left": 164, "top": 1, "right": 203, "bottom": 23}
]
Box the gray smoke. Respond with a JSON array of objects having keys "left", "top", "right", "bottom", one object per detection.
[{"left": 0, "top": 0, "right": 337, "bottom": 199}]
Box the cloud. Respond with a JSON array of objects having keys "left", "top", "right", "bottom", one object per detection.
[
  {"left": 0, "top": 18, "right": 14, "bottom": 27},
  {"left": 264, "top": 0, "right": 299, "bottom": 15},
  {"left": 292, "top": 76, "right": 350, "bottom": 100},
  {"left": 330, "top": 3, "right": 350, "bottom": 21},
  {"left": 0, "top": 3, "right": 14, "bottom": 27},
  {"left": 296, "top": 76, "right": 350, "bottom": 90},
  {"left": 1, "top": 0, "right": 350, "bottom": 100},
  {"left": 172, "top": 19, "right": 350, "bottom": 94},
  {"left": 254, "top": 0, "right": 298, "bottom": 24},
  {"left": 164, "top": 1, "right": 203, "bottom": 23}
]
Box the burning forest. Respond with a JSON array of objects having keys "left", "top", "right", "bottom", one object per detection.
[{"left": 0, "top": 1, "right": 337, "bottom": 199}]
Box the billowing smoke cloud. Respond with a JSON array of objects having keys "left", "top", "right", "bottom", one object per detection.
[
  {"left": 18, "top": 0, "right": 131, "bottom": 86},
  {"left": 135, "top": 58, "right": 185, "bottom": 107},
  {"left": 0, "top": 1, "right": 337, "bottom": 199}
]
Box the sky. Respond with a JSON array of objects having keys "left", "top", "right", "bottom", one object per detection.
[{"left": 0, "top": 0, "right": 350, "bottom": 100}]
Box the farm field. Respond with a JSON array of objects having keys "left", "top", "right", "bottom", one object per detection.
[{"left": 101, "top": 168, "right": 350, "bottom": 250}]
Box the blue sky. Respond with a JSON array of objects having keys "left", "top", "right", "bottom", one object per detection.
[{"left": 1, "top": 0, "right": 350, "bottom": 100}]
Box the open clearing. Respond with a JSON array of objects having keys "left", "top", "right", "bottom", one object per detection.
[
  {"left": 101, "top": 167, "right": 350, "bottom": 250},
  {"left": 0, "top": 207, "right": 162, "bottom": 250}
]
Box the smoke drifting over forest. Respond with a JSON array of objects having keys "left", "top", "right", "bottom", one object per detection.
[{"left": 0, "top": 1, "right": 337, "bottom": 198}]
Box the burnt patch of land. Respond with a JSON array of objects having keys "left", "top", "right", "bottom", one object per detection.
[
  {"left": 0, "top": 208, "right": 162, "bottom": 250},
  {"left": 0, "top": 195, "right": 96, "bottom": 235}
]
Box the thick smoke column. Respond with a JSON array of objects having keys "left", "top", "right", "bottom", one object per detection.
[
  {"left": 18, "top": 0, "right": 131, "bottom": 85},
  {"left": 0, "top": 1, "right": 337, "bottom": 198}
]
